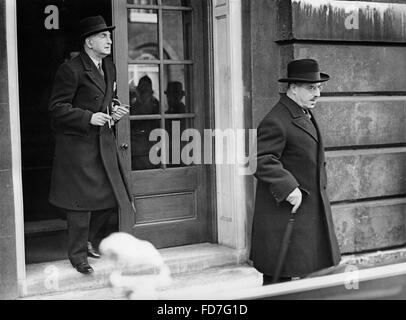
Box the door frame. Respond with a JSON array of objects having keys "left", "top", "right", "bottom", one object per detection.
[
  {"left": 212, "top": 0, "right": 248, "bottom": 253},
  {"left": 6, "top": 0, "right": 26, "bottom": 293},
  {"left": 11, "top": 0, "right": 249, "bottom": 295}
]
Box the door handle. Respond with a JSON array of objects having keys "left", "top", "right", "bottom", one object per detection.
[{"left": 120, "top": 143, "right": 129, "bottom": 150}]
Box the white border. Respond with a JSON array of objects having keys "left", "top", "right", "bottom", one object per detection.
[{"left": 6, "top": 0, "right": 27, "bottom": 294}]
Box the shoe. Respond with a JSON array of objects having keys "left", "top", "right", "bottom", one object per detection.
[
  {"left": 74, "top": 262, "right": 94, "bottom": 275},
  {"left": 87, "top": 241, "right": 101, "bottom": 259}
]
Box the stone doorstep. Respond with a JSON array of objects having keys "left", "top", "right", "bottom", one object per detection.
[
  {"left": 21, "top": 244, "right": 406, "bottom": 299},
  {"left": 20, "top": 243, "right": 248, "bottom": 298},
  {"left": 22, "top": 265, "right": 264, "bottom": 300}
]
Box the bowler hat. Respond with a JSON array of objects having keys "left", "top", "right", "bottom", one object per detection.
[
  {"left": 278, "top": 59, "right": 330, "bottom": 83},
  {"left": 165, "top": 81, "right": 184, "bottom": 94},
  {"left": 79, "top": 15, "right": 115, "bottom": 39},
  {"left": 137, "top": 76, "right": 154, "bottom": 93}
]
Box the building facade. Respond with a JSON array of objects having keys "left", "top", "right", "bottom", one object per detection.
[{"left": 1, "top": 0, "right": 405, "bottom": 299}]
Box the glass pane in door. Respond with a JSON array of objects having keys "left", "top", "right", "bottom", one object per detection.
[
  {"left": 129, "top": 65, "right": 160, "bottom": 114},
  {"left": 162, "top": 10, "right": 193, "bottom": 61},
  {"left": 129, "top": 65, "right": 161, "bottom": 171},
  {"left": 127, "top": 0, "right": 158, "bottom": 4},
  {"left": 126, "top": 0, "right": 197, "bottom": 172},
  {"left": 130, "top": 119, "right": 161, "bottom": 171},
  {"left": 128, "top": 9, "right": 159, "bottom": 60},
  {"left": 166, "top": 118, "right": 195, "bottom": 168},
  {"left": 161, "top": 0, "right": 185, "bottom": 6},
  {"left": 163, "top": 64, "right": 192, "bottom": 113}
]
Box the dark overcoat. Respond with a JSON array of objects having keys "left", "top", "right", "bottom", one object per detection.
[
  {"left": 48, "top": 51, "right": 133, "bottom": 214},
  {"left": 250, "top": 95, "right": 341, "bottom": 277}
]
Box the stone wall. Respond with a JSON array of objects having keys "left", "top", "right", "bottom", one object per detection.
[
  {"left": 0, "top": 1, "right": 19, "bottom": 300},
  {"left": 243, "top": 0, "right": 283, "bottom": 254},
  {"left": 248, "top": 0, "right": 406, "bottom": 255}
]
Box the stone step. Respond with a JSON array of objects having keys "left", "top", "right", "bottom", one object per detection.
[
  {"left": 24, "top": 219, "right": 67, "bottom": 235},
  {"left": 21, "top": 245, "right": 406, "bottom": 300},
  {"left": 21, "top": 243, "right": 246, "bottom": 298},
  {"left": 21, "top": 264, "right": 263, "bottom": 300}
]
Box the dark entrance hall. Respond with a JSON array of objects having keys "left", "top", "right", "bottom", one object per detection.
[{"left": 17, "top": 0, "right": 114, "bottom": 264}]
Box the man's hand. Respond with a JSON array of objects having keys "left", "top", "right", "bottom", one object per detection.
[
  {"left": 91, "top": 113, "right": 112, "bottom": 126},
  {"left": 286, "top": 188, "right": 302, "bottom": 213},
  {"left": 111, "top": 106, "right": 130, "bottom": 122}
]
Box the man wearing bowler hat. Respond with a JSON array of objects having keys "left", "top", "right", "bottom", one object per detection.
[
  {"left": 49, "top": 16, "right": 134, "bottom": 274},
  {"left": 250, "top": 59, "right": 341, "bottom": 285},
  {"left": 165, "top": 81, "right": 186, "bottom": 114}
]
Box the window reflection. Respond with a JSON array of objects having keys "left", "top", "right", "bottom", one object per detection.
[
  {"left": 164, "top": 80, "right": 190, "bottom": 169},
  {"left": 130, "top": 75, "right": 161, "bottom": 171},
  {"left": 128, "top": 0, "right": 157, "bottom": 3},
  {"left": 165, "top": 81, "right": 186, "bottom": 114},
  {"left": 128, "top": 9, "right": 158, "bottom": 61},
  {"left": 130, "top": 75, "right": 160, "bottom": 114},
  {"left": 162, "top": 0, "right": 185, "bottom": 6},
  {"left": 126, "top": 0, "right": 195, "bottom": 171},
  {"left": 164, "top": 64, "right": 191, "bottom": 113},
  {"left": 166, "top": 118, "right": 194, "bottom": 168},
  {"left": 127, "top": 0, "right": 157, "bottom": 6},
  {"left": 163, "top": 10, "right": 192, "bottom": 61},
  {"left": 131, "top": 119, "right": 161, "bottom": 171},
  {"left": 129, "top": 67, "right": 160, "bottom": 113}
]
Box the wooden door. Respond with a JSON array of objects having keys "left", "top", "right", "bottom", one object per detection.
[{"left": 113, "top": 0, "right": 213, "bottom": 248}]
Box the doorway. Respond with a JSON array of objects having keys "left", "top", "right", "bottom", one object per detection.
[
  {"left": 17, "top": 0, "right": 113, "bottom": 264},
  {"left": 18, "top": 0, "right": 215, "bottom": 264}
]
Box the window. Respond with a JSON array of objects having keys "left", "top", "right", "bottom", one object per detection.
[{"left": 126, "top": 0, "right": 195, "bottom": 170}]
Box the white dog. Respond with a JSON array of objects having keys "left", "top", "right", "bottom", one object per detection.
[{"left": 99, "top": 233, "right": 172, "bottom": 300}]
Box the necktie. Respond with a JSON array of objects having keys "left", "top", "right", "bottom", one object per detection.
[
  {"left": 98, "top": 62, "right": 104, "bottom": 79},
  {"left": 303, "top": 108, "right": 311, "bottom": 120}
]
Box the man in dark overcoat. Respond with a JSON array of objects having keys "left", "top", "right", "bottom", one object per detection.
[
  {"left": 48, "top": 16, "right": 134, "bottom": 274},
  {"left": 250, "top": 59, "right": 341, "bottom": 285}
]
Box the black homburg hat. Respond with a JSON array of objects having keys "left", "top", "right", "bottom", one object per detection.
[
  {"left": 278, "top": 59, "right": 330, "bottom": 83},
  {"left": 79, "top": 15, "right": 116, "bottom": 39}
]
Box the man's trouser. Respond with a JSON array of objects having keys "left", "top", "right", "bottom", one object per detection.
[{"left": 65, "top": 208, "right": 115, "bottom": 266}]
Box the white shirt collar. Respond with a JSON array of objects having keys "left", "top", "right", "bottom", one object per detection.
[{"left": 88, "top": 55, "right": 102, "bottom": 68}]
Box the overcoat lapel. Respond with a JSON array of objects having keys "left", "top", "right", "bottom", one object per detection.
[
  {"left": 310, "top": 111, "right": 326, "bottom": 167},
  {"left": 292, "top": 118, "right": 318, "bottom": 142},
  {"left": 280, "top": 95, "right": 318, "bottom": 142},
  {"left": 80, "top": 52, "right": 107, "bottom": 95}
]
